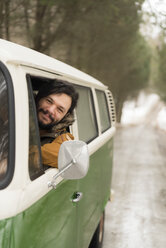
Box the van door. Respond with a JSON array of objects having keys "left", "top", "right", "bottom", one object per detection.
[{"left": 11, "top": 76, "right": 79, "bottom": 248}]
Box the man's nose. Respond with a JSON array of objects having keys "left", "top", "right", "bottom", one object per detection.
[{"left": 48, "top": 105, "right": 56, "bottom": 117}]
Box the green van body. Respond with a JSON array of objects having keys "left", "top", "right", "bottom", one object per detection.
[{"left": 0, "top": 39, "right": 116, "bottom": 248}]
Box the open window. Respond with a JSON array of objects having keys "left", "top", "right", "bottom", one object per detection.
[{"left": 26, "top": 75, "right": 75, "bottom": 179}]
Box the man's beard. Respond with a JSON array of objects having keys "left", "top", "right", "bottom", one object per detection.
[{"left": 38, "top": 108, "right": 57, "bottom": 130}]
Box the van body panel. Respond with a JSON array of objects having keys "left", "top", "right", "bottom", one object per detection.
[{"left": 0, "top": 180, "right": 78, "bottom": 248}]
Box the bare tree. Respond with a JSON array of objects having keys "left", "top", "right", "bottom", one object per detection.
[{"left": 0, "top": 0, "right": 11, "bottom": 39}]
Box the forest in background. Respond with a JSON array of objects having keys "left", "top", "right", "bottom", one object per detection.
[{"left": 0, "top": 0, "right": 165, "bottom": 122}]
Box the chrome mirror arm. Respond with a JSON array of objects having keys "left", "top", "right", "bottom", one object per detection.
[{"left": 48, "top": 159, "right": 76, "bottom": 189}]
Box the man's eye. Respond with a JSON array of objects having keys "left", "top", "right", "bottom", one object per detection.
[
  {"left": 58, "top": 108, "right": 63, "bottom": 113},
  {"left": 46, "top": 98, "right": 52, "bottom": 104}
]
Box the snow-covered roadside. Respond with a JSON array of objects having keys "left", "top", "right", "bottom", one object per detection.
[
  {"left": 120, "top": 91, "right": 166, "bottom": 132},
  {"left": 156, "top": 107, "right": 166, "bottom": 131}
]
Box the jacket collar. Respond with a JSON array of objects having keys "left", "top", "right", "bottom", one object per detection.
[{"left": 40, "top": 112, "right": 75, "bottom": 138}]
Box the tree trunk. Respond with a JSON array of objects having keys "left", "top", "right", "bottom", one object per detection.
[
  {"left": 0, "top": 1, "right": 4, "bottom": 37},
  {"left": 4, "top": 0, "right": 10, "bottom": 40},
  {"left": 116, "top": 96, "right": 124, "bottom": 123}
]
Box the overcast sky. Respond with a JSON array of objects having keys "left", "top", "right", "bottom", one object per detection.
[{"left": 141, "top": 0, "right": 166, "bottom": 38}]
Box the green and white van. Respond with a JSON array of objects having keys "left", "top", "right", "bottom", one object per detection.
[{"left": 0, "top": 39, "right": 116, "bottom": 248}]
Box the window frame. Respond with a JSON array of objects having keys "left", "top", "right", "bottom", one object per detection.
[
  {"left": 75, "top": 85, "right": 98, "bottom": 144},
  {"left": 26, "top": 74, "right": 44, "bottom": 180},
  {"left": 95, "top": 89, "right": 111, "bottom": 133},
  {"left": 0, "top": 61, "right": 15, "bottom": 190}
]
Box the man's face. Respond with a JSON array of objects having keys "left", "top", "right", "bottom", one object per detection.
[{"left": 37, "top": 93, "right": 72, "bottom": 130}]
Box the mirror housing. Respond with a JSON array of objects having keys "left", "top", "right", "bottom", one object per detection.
[{"left": 48, "top": 140, "right": 89, "bottom": 189}]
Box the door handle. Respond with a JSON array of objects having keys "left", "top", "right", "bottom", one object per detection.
[{"left": 72, "top": 192, "right": 83, "bottom": 203}]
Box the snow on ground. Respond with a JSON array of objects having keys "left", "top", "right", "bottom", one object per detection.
[
  {"left": 120, "top": 91, "right": 166, "bottom": 132},
  {"left": 156, "top": 107, "right": 166, "bottom": 131}
]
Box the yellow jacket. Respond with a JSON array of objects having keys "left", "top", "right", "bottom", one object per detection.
[
  {"left": 41, "top": 132, "right": 74, "bottom": 168},
  {"left": 40, "top": 112, "right": 75, "bottom": 168}
]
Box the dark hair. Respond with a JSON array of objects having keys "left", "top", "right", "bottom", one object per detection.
[{"left": 35, "top": 80, "right": 79, "bottom": 114}]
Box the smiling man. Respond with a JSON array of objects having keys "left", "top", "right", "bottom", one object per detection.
[{"left": 35, "top": 80, "right": 79, "bottom": 168}]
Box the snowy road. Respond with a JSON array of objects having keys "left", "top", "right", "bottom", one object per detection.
[{"left": 103, "top": 125, "right": 166, "bottom": 248}]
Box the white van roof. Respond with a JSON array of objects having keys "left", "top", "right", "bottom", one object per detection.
[{"left": 0, "top": 39, "right": 106, "bottom": 88}]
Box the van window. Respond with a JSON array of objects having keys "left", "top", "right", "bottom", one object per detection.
[
  {"left": 0, "top": 62, "right": 15, "bottom": 189},
  {"left": 75, "top": 86, "right": 98, "bottom": 143},
  {"left": 96, "top": 90, "right": 111, "bottom": 132},
  {"left": 0, "top": 70, "right": 8, "bottom": 180},
  {"left": 27, "top": 78, "right": 43, "bottom": 180}
]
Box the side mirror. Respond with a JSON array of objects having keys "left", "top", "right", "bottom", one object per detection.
[{"left": 48, "top": 140, "right": 89, "bottom": 189}]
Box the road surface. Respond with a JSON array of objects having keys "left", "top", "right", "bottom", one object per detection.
[{"left": 103, "top": 124, "right": 166, "bottom": 248}]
